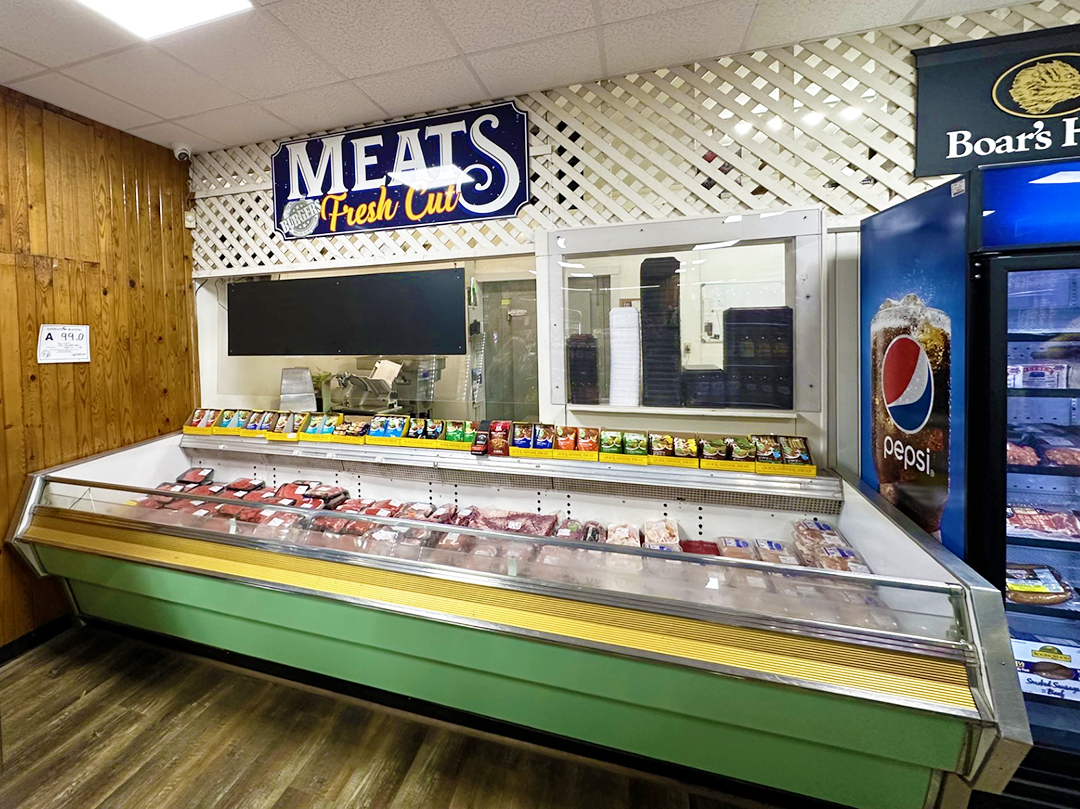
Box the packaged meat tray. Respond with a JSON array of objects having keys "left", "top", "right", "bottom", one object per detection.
[
  {"left": 176, "top": 467, "right": 214, "bottom": 485},
  {"left": 471, "top": 509, "right": 559, "bottom": 537},
  {"left": 1033, "top": 431, "right": 1080, "bottom": 467},
  {"left": 605, "top": 524, "right": 641, "bottom": 546},
  {"left": 810, "top": 546, "right": 872, "bottom": 574},
  {"left": 582, "top": 521, "right": 606, "bottom": 543},
  {"left": 791, "top": 519, "right": 848, "bottom": 557},
  {"left": 397, "top": 502, "right": 435, "bottom": 521},
  {"left": 236, "top": 495, "right": 297, "bottom": 523},
  {"left": 1006, "top": 563, "right": 1074, "bottom": 605},
  {"left": 1007, "top": 505, "right": 1080, "bottom": 539},
  {"left": 434, "top": 532, "right": 475, "bottom": 553},
  {"left": 276, "top": 480, "right": 323, "bottom": 499},
  {"left": 149, "top": 482, "right": 195, "bottom": 504},
  {"left": 426, "top": 504, "right": 458, "bottom": 524},
  {"left": 718, "top": 537, "right": 757, "bottom": 560},
  {"left": 225, "top": 477, "right": 265, "bottom": 492},
  {"left": 452, "top": 506, "right": 479, "bottom": 527},
  {"left": 305, "top": 485, "right": 348, "bottom": 508},
  {"left": 642, "top": 518, "right": 681, "bottom": 551},
  {"left": 681, "top": 539, "right": 720, "bottom": 556},
  {"left": 538, "top": 545, "right": 577, "bottom": 566},
  {"left": 554, "top": 519, "right": 585, "bottom": 542},
  {"left": 362, "top": 499, "right": 405, "bottom": 518},
  {"left": 754, "top": 538, "right": 801, "bottom": 566}
]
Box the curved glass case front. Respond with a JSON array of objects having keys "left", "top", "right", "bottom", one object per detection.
[{"left": 38, "top": 476, "right": 965, "bottom": 656}]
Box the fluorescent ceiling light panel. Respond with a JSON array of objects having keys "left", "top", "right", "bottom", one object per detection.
[
  {"left": 1030, "top": 171, "right": 1080, "bottom": 184},
  {"left": 73, "top": 0, "right": 253, "bottom": 39},
  {"left": 693, "top": 240, "right": 740, "bottom": 251},
  {"left": 558, "top": 261, "right": 586, "bottom": 269},
  {"left": 569, "top": 272, "right": 594, "bottom": 278}
]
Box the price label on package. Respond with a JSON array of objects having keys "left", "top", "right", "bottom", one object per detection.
[{"left": 37, "top": 324, "right": 90, "bottom": 364}]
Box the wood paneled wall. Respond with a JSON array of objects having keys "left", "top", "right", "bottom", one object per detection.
[{"left": 0, "top": 86, "right": 197, "bottom": 646}]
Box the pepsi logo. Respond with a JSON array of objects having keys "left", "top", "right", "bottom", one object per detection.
[{"left": 882, "top": 335, "right": 934, "bottom": 434}]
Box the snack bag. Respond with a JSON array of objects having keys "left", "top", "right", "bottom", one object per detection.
[
  {"left": 701, "top": 438, "right": 728, "bottom": 460},
  {"left": 779, "top": 436, "right": 812, "bottom": 465},
  {"left": 463, "top": 422, "right": 478, "bottom": 444},
  {"left": 305, "top": 415, "right": 325, "bottom": 434},
  {"left": 623, "top": 432, "right": 648, "bottom": 456},
  {"left": 674, "top": 436, "right": 698, "bottom": 458},
  {"left": 368, "top": 416, "right": 388, "bottom": 437},
  {"left": 406, "top": 418, "right": 426, "bottom": 439},
  {"left": 555, "top": 426, "right": 578, "bottom": 451},
  {"left": 753, "top": 434, "right": 783, "bottom": 464},
  {"left": 648, "top": 433, "right": 674, "bottom": 457},
  {"left": 445, "top": 421, "right": 465, "bottom": 442},
  {"left": 533, "top": 424, "right": 554, "bottom": 449},
  {"left": 577, "top": 428, "right": 600, "bottom": 452},
  {"left": 600, "top": 430, "right": 623, "bottom": 454},
  {"left": 186, "top": 409, "right": 206, "bottom": 428},
  {"left": 727, "top": 436, "right": 755, "bottom": 461},
  {"left": 245, "top": 411, "right": 266, "bottom": 431},
  {"left": 425, "top": 419, "right": 445, "bottom": 440},
  {"left": 512, "top": 422, "right": 534, "bottom": 448}
]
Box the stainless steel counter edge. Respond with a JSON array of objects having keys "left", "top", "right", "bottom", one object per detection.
[{"left": 841, "top": 473, "right": 1031, "bottom": 795}]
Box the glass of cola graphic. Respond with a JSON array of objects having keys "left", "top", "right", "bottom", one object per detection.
[{"left": 871, "top": 294, "right": 951, "bottom": 535}]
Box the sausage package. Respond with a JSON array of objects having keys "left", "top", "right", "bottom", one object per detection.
[
  {"left": 1006, "top": 564, "right": 1074, "bottom": 605},
  {"left": 791, "top": 519, "right": 848, "bottom": 558}
]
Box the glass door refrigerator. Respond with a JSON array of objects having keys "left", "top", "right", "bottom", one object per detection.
[{"left": 862, "top": 157, "right": 1080, "bottom": 758}]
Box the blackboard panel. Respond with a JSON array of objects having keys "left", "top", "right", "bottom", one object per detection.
[{"left": 228, "top": 268, "right": 466, "bottom": 356}]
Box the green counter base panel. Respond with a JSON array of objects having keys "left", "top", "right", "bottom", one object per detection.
[{"left": 40, "top": 546, "right": 967, "bottom": 809}]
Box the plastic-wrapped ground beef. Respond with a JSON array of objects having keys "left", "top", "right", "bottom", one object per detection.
[{"left": 225, "top": 477, "right": 265, "bottom": 492}]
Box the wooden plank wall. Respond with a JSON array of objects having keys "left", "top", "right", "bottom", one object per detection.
[{"left": 0, "top": 86, "right": 197, "bottom": 646}]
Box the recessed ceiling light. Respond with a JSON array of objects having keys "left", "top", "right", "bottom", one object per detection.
[{"left": 73, "top": 0, "right": 253, "bottom": 40}]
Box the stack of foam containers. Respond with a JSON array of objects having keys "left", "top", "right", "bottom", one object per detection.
[{"left": 609, "top": 305, "right": 641, "bottom": 407}]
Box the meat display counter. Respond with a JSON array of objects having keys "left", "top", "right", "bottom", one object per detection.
[{"left": 6, "top": 432, "right": 1028, "bottom": 809}]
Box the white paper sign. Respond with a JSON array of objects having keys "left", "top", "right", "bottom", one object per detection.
[{"left": 37, "top": 324, "right": 90, "bottom": 364}]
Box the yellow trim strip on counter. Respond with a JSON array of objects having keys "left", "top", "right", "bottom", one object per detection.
[{"left": 24, "top": 514, "right": 976, "bottom": 712}]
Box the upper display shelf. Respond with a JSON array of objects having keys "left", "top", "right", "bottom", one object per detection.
[{"left": 179, "top": 433, "right": 843, "bottom": 506}]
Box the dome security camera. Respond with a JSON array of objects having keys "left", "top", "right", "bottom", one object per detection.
[{"left": 172, "top": 143, "right": 192, "bottom": 162}]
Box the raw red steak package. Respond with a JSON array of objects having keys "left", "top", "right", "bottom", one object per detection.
[
  {"left": 471, "top": 508, "right": 559, "bottom": 536},
  {"left": 150, "top": 482, "right": 195, "bottom": 504},
  {"left": 276, "top": 480, "right": 323, "bottom": 500},
  {"left": 452, "top": 506, "right": 479, "bottom": 526},
  {"left": 216, "top": 489, "right": 252, "bottom": 518},
  {"left": 426, "top": 504, "right": 458, "bottom": 524},
  {"left": 397, "top": 502, "right": 435, "bottom": 520},
  {"left": 176, "top": 467, "right": 214, "bottom": 485},
  {"left": 554, "top": 519, "right": 585, "bottom": 542},
  {"left": 186, "top": 483, "right": 228, "bottom": 498},
  {"left": 225, "top": 477, "right": 265, "bottom": 492},
  {"left": 363, "top": 499, "right": 405, "bottom": 518},
  {"left": 434, "top": 532, "right": 475, "bottom": 552},
  {"left": 1007, "top": 505, "right": 1080, "bottom": 539},
  {"left": 306, "top": 485, "right": 349, "bottom": 508},
  {"left": 237, "top": 496, "right": 297, "bottom": 523},
  {"left": 681, "top": 539, "right": 720, "bottom": 556},
  {"left": 134, "top": 497, "right": 163, "bottom": 509}
]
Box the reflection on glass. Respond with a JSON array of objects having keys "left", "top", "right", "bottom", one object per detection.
[{"left": 562, "top": 241, "right": 793, "bottom": 409}]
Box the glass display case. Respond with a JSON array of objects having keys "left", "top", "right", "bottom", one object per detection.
[{"left": 6, "top": 431, "right": 1027, "bottom": 809}]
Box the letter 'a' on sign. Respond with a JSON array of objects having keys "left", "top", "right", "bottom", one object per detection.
[
  {"left": 913, "top": 25, "right": 1080, "bottom": 176},
  {"left": 270, "top": 101, "right": 530, "bottom": 239}
]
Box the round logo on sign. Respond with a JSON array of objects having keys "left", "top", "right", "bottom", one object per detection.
[
  {"left": 992, "top": 53, "right": 1080, "bottom": 119},
  {"left": 281, "top": 199, "right": 321, "bottom": 237},
  {"left": 882, "top": 335, "right": 934, "bottom": 434}
]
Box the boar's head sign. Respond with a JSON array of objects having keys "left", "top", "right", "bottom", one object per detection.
[{"left": 271, "top": 102, "right": 530, "bottom": 239}]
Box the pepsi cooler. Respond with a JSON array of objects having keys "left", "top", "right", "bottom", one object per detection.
[{"left": 860, "top": 156, "right": 1080, "bottom": 755}]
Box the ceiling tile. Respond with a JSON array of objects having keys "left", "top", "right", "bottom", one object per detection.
[
  {"left": 469, "top": 30, "right": 603, "bottom": 98},
  {"left": 430, "top": 0, "right": 595, "bottom": 53},
  {"left": 10, "top": 73, "right": 159, "bottom": 130},
  {"left": 0, "top": 46, "right": 45, "bottom": 84},
  {"left": 175, "top": 103, "right": 295, "bottom": 147},
  {"left": 909, "top": 1, "right": 1007, "bottom": 20},
  {"left": 156, "top": 11, "right": 340, "bottom": 101},
  {"left": 63, "top": 46, "right": 244, "bottom": 119},
  {"left": 743, "top": 0, "right": 922, "bottom": 51},
  {"left": 595, "top": 0, "right": 707, "bottom": 24},
  {"left": 603, "top": 0, "right": 757, "bottom": 76},
  {"left": 269, "top": 0, "right": 458, "bottom": 78},
  {"left": 358, "top": 59, "right": 488, "bottom": 118},
  {"left": 127, "top": 121, "right": 224, "bottom": 153},
  {"left": 259, "top": 82, "right": 384, "bottom": 133},
  {"left": 0, "top": 0, "right": 138, "bottom": 68}
]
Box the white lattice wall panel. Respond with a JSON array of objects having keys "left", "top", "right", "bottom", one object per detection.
[{"left": 192, "top": 0, "right": 1080, "bottom": 277}]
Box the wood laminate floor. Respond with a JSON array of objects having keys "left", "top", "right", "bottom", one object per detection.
[{"left": 0, "top": 627, "right": 779, "bottom": 809}]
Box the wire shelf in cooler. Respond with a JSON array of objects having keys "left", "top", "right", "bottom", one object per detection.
[
  {"left": 1008, "top": 332, "right": 1080, "bottom": 342},
  {"left": 1007, "top": 389, "right": 1080, "bottom": 398},
  {"left": 1007, "top": 465, "right": 1080, "bottom": 478},
  {"left": 1008, "top": 534, "right": 1080, "bottom": 552}
]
